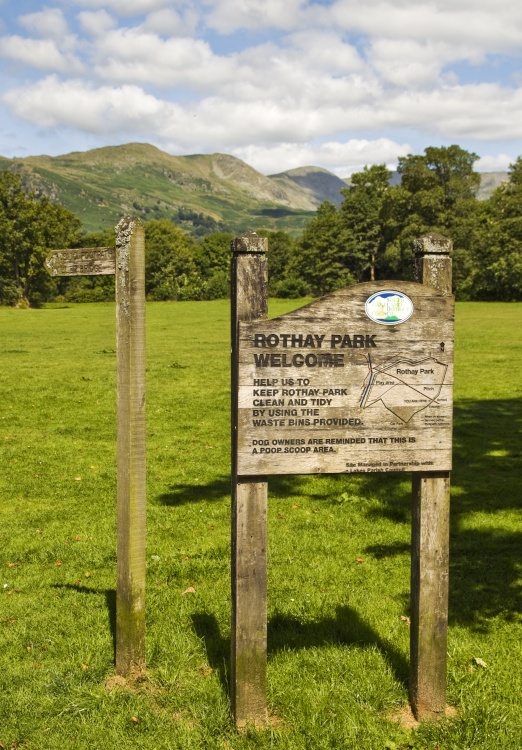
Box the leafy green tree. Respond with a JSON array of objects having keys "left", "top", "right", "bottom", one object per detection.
[
  {"left": 382, "top": 145, "right": 481, "bottom": 285},
  {"left": 194, "top": 232, "right": 233, "bottom": 299},
  {"left": 144, "top": 219, "right": 200, "bottom": 300},
  {"left": 0, "top": 171, "right": 81, "bottom": 306},
  {"left": 255, "top": 230, "right": 302, "bottom": 297},
  {"left": 460, "top": 157, "right": 522, "bottom": 300},
  {"left": 291, "top": 202, "right": 353, "bottom": 295},
  {"left": 339, "top": 164, "right": 391, "bottom": 281}
]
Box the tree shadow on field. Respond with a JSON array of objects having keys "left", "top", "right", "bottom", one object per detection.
[
  {"left": 353, "top": 398, "right": 522, "bottom": 632},
  {"left": 157, "top": 476, "right": 230, "bottom": 506},
  {"left": 52, "top": 583, "right": 116, "bottom": 651},
  {"left": 191, "top": 604, "right": 409, "bottom": 700}
]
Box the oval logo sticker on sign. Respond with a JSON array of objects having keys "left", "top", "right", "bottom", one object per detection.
[{"left": 365, "top": 290, "right": 414, "bottom": 325}]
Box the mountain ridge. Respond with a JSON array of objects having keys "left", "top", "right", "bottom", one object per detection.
[{"left": 0, "top": 143, "right": 509, "bottom": 235}]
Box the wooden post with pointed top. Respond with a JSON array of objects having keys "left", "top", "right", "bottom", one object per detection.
[
  {"left": 410, "top": 232, "right": 453, "bottom": 719},
  {"left": 115, "top": 216, "right": 147, "bottom": 676},
  {"left": 231, "top": 232, "right": 269, "bottom": 728},
  {"left": 46, "top": 219, "right": 147, "bottom": 676}
]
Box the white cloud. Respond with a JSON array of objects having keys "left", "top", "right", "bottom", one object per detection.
[
  {"left": 368, "top": 39, "right": 456, "bottom": 87},
  {"left": 141, "top": 8, "right": 198, "bottom": 35},
  {"left": 78, "top": 10, "right": 117, "bottom": 36},
  {"left": 19, "top": 8, "right": 69, "bottom": 40},
  {"left": 0, "top": 36, "right": 83, "bottom": 73},
  {"left": 331, "top": 0, "right": 522, "bottom": 54},
  {"left": 3, "top": 76, "right": 168, "bottom": 133},
  {"left": 92, "top": 29, "right": 238, "bottom": 89},
  {"left": 71, "top": 0, "right": 175, "bottom": 15},
  {"left": 386, "top": 85, "right": 522, "bottom": 141},
  {"left": 233, "top": 138, "right": 411, "bottom": 176},
  {"left": 0, "top": 0, "right": 521, "bottom": 173},
  {"left": 204, "top": 0, "right": 307, "bottom": 33},
  {"left": 477, "top": 154, "right": 515, "bottom": 172}
]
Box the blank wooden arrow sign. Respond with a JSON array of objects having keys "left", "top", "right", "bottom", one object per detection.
[{"left": 45, "top": 247, "right": 116, "bottom": 276}]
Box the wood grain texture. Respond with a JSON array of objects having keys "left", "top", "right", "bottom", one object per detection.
[
  {"left": 237, "top": 281, "right": 454, "bottom": 475},
  {"left": 115, "top": 217, "right": 146, "bottom": 676},
  {"left": 231, "top": 234, "right": 268, "bottom": 727},
  {"left": 410, "top": 234, "right": 452, "bottom": 719},
  {"left": 410, "top": 472, "right": 450, "bottom": 717},
  {"left": 45, "top": 247, "right": 115, "bottom": 276}
]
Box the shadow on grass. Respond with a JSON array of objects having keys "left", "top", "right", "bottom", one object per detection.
[
  {"left": 156, "top": 474, "right": 324, "bottom": 506},
  {"left": 156, "top": 476, "right": 230, "bottom": 506},
  {"left": 269, "top": 605, "right": 409, "bottom": 685},
  {"left": 52, "top": 583, "right": 116, "bottom": 652},
  {"left": 192, "top": 613, "right": 230, "bottom": 695},
  {"left": 356, "top": 399, "right": 522, "bottom": 631},
  {"left": 191, "top": 604, "right": 409, "bottom": 700}
]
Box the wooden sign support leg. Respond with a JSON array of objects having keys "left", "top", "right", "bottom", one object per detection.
[
  {"left": 231, "top": 232, "right": 269, "bottom": 728},
  {"left": 410, "top": 233, "right": 453, "bottom": 719},
  {"left": 115, "top": 217, "right": 147, "bottom": 676}
]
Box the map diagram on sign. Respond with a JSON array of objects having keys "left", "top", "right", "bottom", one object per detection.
[{"left": 360, "top": 355, "right": 448, "bottom": 422}]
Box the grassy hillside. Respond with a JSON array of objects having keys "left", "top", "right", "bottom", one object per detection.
[{"left": 0, "top": 144, "right": 324, "bottom": 235}]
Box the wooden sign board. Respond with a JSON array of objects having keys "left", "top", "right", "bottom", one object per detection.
[
  {"left": 45, "top": 247, "right": 115, "bottom": 277},
  {"left": 237, "top": 280, "right": 453, "bottom": 475}
]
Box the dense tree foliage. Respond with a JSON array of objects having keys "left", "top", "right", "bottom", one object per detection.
[
  {"left": 283, "top": 145, "right": 521, "bottom": 301},
  {"left": 0, "top": 171, "right": 81, "bottom": 306},
  {"left": 1, "top": 145, "right": 521, "bottom": 306}
]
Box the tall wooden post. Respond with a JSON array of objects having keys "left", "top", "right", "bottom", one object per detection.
[
  {"left": 410, "top": 233, "right": 453, "bottom": 718},
  {"left": 231, "top": 232, "right": 269, "bottom": 728},
  {"left": 115, "top": 217, "right": 147, "bottom": 676}
]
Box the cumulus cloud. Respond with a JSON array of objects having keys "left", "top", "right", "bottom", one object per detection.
[
  {"left": 0, "top": 36, "right": 83, "bottom": 73},
  {"left": 71, "top": 0, "right": 172, "bottom": 15},
  {"left": 477, "top": 154, "right": 516, "bottom": 172},
  {"left": 204, "top": 0, "right": 308, "bottom": 33},
  {"left": 92, "top": 29, "right": 238, "bottom": 89},
  {"left": 330, "top": 0, "right": 522, "bottom": 54},
  {"left": 19, "top": 8, "right": 70, "bottom": 40},
  {"left": 3, "top": 76, "right": 168, "bottom": 133},
  {"left": 1, "top": 0, "right": 521, "bottom": 172},
  {"left": 141, "top": 8, "right": 198, "bottom": 35},
  {"left": 233, "top": 138, "right": 411, "bottom": 176},
  {"left": 78, "top": 10, "right": 117, "bottom": 36}
]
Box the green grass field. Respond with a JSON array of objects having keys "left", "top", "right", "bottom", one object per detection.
[{"left": 0, "top": 300, "right": 521, "bottom": 749}]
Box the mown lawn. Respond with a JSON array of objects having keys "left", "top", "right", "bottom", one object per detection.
[{"left": 0, "top": 299, "right": 521, "bottom": 749}]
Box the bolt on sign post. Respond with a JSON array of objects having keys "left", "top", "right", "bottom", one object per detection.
[
  {"left": 231, "top": 232, "right": 454, "bottom": 726},
  {"left": 46, "top": 217, "right": 146, "bottom": 677}
]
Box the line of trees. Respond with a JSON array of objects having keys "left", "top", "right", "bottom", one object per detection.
[{"left": 1, "top": 144, "right": 521, "bottom": 306}]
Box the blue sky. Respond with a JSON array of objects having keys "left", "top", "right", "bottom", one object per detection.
[{"left": 1, "top": 0, "right": 521, "bottom": 176}]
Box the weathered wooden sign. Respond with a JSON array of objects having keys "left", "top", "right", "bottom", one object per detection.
[
  {"left": 237, "top": 281, "right": 453, "bottom": 476},
  {"left": 45, "top": 247, "right": 115, "bottom": 276},
  {"left": 231, "top": 232, "right": 455, "bottom": 729}
]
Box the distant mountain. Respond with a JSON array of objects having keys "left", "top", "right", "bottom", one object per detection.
[
  {"left": 475, "top": 172, "right": 509, "bottom": 200},
  {"left": 0, "top": 143, "right": 327, "bottom": 235},
  {"left": 0, "top": 143, "right": 510, "bottom": 235},
  {"left": 269, "top": 166, "right": 350, "bottom": 207}
]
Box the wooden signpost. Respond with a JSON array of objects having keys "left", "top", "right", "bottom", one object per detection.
[
  {"left": 46, "top": 217, "right": 146, "bottom": 676},
  {"left": 231, "top": 232, "right": 454, "bottom": 726}
]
